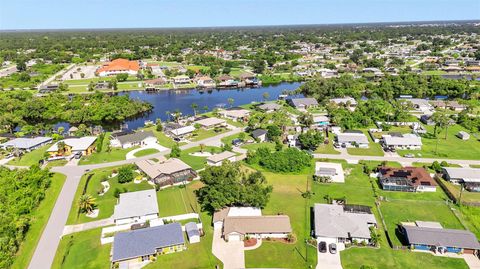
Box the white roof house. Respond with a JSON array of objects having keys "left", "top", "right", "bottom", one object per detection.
[
  {"left": 0, "top": 136, "right": 52, "bottom": 151},
  {"left": 47, "top": 136, "right": 97, "bottom": 152},
  {"left": 220, "top": 109, "right": 250, "bottom": 120},
  {"left": 457, "top": 131, "right": 470, "bottom": 140},
  {"left": 313, "top": 204, "right": 377, "bottom": 243},
  {"left": 382, "top": 134, "right": 422, "bottom": 149},
  {"left": 315, "top": 162, "right": 345, "bottom": 183},
  {"left": 169, "top": 125, "right": 195, "bottom": 137},
  {"left": 330, "top": 97, "right": 357, "bottom": 106},
  {"left": 194, "top": 117, "right": 226, "bottom": 129},
  {"left": 113, "top": 189, "right": 159, "bottom": 225},
  {"left": 336, "top": 132, "right": 369, "bottom": 147},
  {"left": 206, "top": 151, "right": 236, "bottom": 166},
  {"left": 443, "top": 167, "right": 480, "bottom": 183}
]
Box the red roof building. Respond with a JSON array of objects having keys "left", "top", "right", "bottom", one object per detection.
[{"left": 96, "top": 59, "right": 140, "bottom": 77}]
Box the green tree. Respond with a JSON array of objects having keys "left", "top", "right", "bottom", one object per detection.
[
  {"left": 117, "top": 166, "right": 134, "bottom": 183},
  {"left": 155, "top": 118, "right": 163, "bottom": 131},
  {"left": 227, "top": 98, "right": 234, "bottom": 107},
  {"left": 191, "top": 103, "right": 198, "bottom": 116},
  {"left": 170, "top": 143, "right": 181, "bottom": 158},
  {"left": 298, "top": 112, "right": 314, "bottom": 128},
  {"left": 266, "top": 125, "right": 282, "bottom": 140},
  {"left": 298, "top": 130, "right": 324, "bottom": 150},
  {"left": 78, "top": 194, "right": 96, "bottom": 213},
  {"left": 262, "top": 92, "right": 270, "bottom": 102},
  {"left": 116, "top": 73, "right": 129, "bottom": 82}
]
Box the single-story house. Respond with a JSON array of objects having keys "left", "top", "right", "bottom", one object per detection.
[
  {"left": 217, "top": 74, "right": 238, "bottom": 87},
  {"left": 194, "top": 117, "right": 226, "bottom": 129},
  {"left": 401, "top": 223, "right": 480, "bottom": 254},
  {"left": 336, "top": 132, "right": 369, "bottom": 148},
  {"left": 315, "top": 162, "right": 345, "bottom": 183},
  {"left": 195, "top": 75, "right": 216, "bottom": 88},
  {"left": 135, "top": 158, "right": 197, "bottom": 187},
  {"left": 258, "top": 103, "right": 282, "bottom": 112},
  {"left": 286, "top": 134, "right": 298, "bottom": 147},
  {"left": 378, "top": 167, "right": 437, "bottom": 192},
  {"left": 0, "top": 136, "right": 52, "bottom": 152},
  {"left": 47, "top": 136, "right": 97, "bottom": 157},
  {"left": 172, "top": 75, "right": 191, "bottom": 85},
  {"left": 398, "top": 98, "right": 433, "bottom": 113},
  {"left": 251, "top": 129, "right": 268, "bottom": 142},
  {"left": 168, "top": 125, "right": 196, "bottom": 138},
  {"left": 185, "top": 222, "right": 201, "bottom": 244},
  {"left": 457, "top": 131, "right": 470, "bottom": 140},
  {"left": 111, "top": 223, "right": 186, "bottom": 265},
  {"left": 313, "top": 115, "right": 330, "bottom": 126},
  {"left": 110, "top": 131, "right": 157, "bottom": 149},
  {"left": 212, "top": 207, "right": 262, "bottom": 230},
  {"left": 430, "top": 100, "right": 467, "bottom": 112},
  {"left": 313, "top": 203, "right": 377, "bottom": 244},
  {"left": 113, "top": 189, "right": 159, "bottom": 225},
  {"left": 219, "top": 108, "right": 250, "bottom": 121},
  {"left": 329, "top": 97, "right": 357, "bottom": 111},
  {"left": 442, "top": 167, "right": 480, "bottom": 192},
  {"left": 239, "top": 72, "right": 260, "bottom": 86},
  {"left": 222, "top": 215, "right": 292, "bottom": 242},
  {"left": 206, "top": 151, "right": 236, "bottom": 166},
  {"left": 382, "top": 133, "right": 423, "bottom": 150},
  {"left": 287, "top": 98, "right": 319, "bottom": 110}
]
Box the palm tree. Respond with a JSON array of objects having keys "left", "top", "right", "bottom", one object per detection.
[
  {"left": 191, "top": 103, "right": 198, "bottom": 117},
  {"left": 199, "top": 143, "right": 206, "bottom": 153},
  {"left": 431, "top": 112, "right": 449, "bottom": 155},
  {"left": 57, "top": 141, "right": 66, "bottom": 155},
  {"left": 165, "top": 110, "right": 171, "bottom": 122},
  {"left": 203, "top": 105, "right": 209, "bottom": 113},
  {"left": 262, "top": 92, "right": 270, "bottom": 102},
  {"left": 173, "top": 109, "right": 182, "bottom": 123},
  {"left": 78, "top": 194, "right": 96, "bottom": 214}
]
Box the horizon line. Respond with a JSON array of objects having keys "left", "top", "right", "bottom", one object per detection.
[{"left": 1, "top": 19, "right": 479, "bottom": 33}]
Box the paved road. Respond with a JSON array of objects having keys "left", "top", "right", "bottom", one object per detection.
[
  {"left": 313, "top": 153, "right": 480, "bottom": 166},
  {"left": 27, "top": 128, "right": 242, "bottom": 269},
  {"left": 39, "top": 64, "right": 75, "bottom": 87}
]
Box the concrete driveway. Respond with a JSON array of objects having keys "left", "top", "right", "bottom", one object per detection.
[
  {"left": 212, "top": 228, "right": 245, "bottom": 269},
  {"left": 316, "top": 241, "right": 343, "bottom": 269}
]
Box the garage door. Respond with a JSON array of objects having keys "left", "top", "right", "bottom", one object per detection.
[{"left": 228, "top": 234, "right": 241, "bottom": 241}]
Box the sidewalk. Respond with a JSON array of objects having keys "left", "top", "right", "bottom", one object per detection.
[{"left": 63, "top": 217, "right": 114, "bottom": 236}]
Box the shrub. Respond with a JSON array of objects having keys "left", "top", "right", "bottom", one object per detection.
[
  {"left": 248, "top": 147, "right": 312, "bottom": 173},
  {"left": 117, "top": 166, "right": 134, "bottom": 184}
]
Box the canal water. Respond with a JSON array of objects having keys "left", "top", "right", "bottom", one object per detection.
[{"left": 117, "top": 82, "right": 302, "bottom": 130}]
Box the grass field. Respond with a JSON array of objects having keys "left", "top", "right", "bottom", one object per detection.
[
  {"left": 12, "top": 173, "right": 67, "bottom": 269},
  {"left": 144, "top": 127, "right": 177, "bottom": 148},
  {"left": 66, "top": 166, "right": 153, "bottom": 224},
  {"left": 315, "top": 133, "right": 340, "bottom": 154},
  {"left": 133, "top": 148, "right": 159, "bottom": 157},
  {"left": 176, "top": 146, "right": 222, "bottom": 170},
  {"left": 398, "top": 124, "right": 480, "bottom": 160},
  {"left": 438, "top": 178, "right": 480, "bottom": 204},
  {"left": 8, "top": 145, "right": 50, "bottom": 167},
  {"left": 190, "top": 128, "right": 228, "bottom": 142},
  {"left": 45, "top": 159, "right": 68, "bottom": 168},
  {"left": 241, "top": 142, "right": 277, "bottom": 151},
  {"left": 79, "top": 135, "right": 137, "bottom": 165}
]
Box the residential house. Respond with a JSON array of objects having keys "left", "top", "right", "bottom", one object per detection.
[
  {"left": 401, "top": 222, "right": 480, "bottom": 254},
  {"left": 430, "top": 100, "right": 467, "bottom": 112},
  {"left": 251, "top": 129, "right": 268, "bottom": 142},
  {"left": 0, "top": 136, "right": 52, "bottom": 152},
  {"left": 194, "top": 117, "right": 226, "bottom": 129},
  {"left": 457, "top": 131, "right": 470, "bottom": 140},
  {"left": 113, "top": 189, "right": 159, "bottom": 225},
  {"left": 329, "top": 97, "right": 357, "bottom": 111},
  {"left": 144, "top": 78, "right": 168, "bottom": 90},
  {"left": 167, "top": 125, "right": 196, "bottom": 139},
  {"left": 219, "top": 107, "right": 250, "bottom": 121},
  {"left": 135, "top": 158, "right": 197, "bottom": 187},
  {"left": 38, "top": 84, "right": 59, "bottom": 93},
  {"left": 195, "top": 75, "right": 216, "bottom": 88},
  {"left": 315, "top": 162, "right": 345, "bottom": 183},
  {"left": 442, "top": 167, "right": 480, "bottom": 192},
  {"left": 111, "top": 223, "right": 186, "bottom": 266},
  {"left": 239, "top": 72, "right": 260, "bottom": 86},
  {"left": 172, "top": 75, "right": 191, "bottom": 86},
  {"left": 286, "top": 134, "right": 298, "bottom": 147},
  {"left": 213, "top": 207, "right": 291, "bottom": 242},
  {"left": 378, "top": 167, "right": 437, "bottom": 192},
  {"left": 312, "top": 115, "right": 330, "bottom": 126},
  {"left": 287, "top": 98, "right": 319, "bottom": 110},
  {"left": 96, "top": 58, "right": 139, "bottom": 77},
  {"left": 398, "top": 98, "right": 434, "bottom": 114},
  {"left": 258, "top": 103, "right": 282, "bottom": 113},
  {"left": 217, "top": 74, "right": 238, "bottom": 87},
  {"left": 382, "top": 133, "right": 423, "bottom": 150},
  {"left": 110, "top": 131, "right": 157, "bottom": 149},
  {"left": 47, "top": 136, "right": 97, "bottom": 157},
  {"left": 206, "top": 151, "right": 236, "bottom": 166},
  {"left": 336, "top": 132, "right": 369, "bottom": 148},
  {"left": 313, "top": 203, "right": 378, "bottom": 244},
  {"left": 185, "top": 222, "right": 201, "bottom": 244}
]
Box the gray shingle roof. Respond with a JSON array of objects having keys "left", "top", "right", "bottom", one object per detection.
[
  {"left": 185, "top": 222, "right": 200, "bottom": 238},
  {"left": 112, "top": 223, "right": 184, "bottom": 262},
  {"left": 113, "top": 131, "right": 155, "bottom": 145},
  {"left": 288, "top": 98, "right": 318, "bottom": 108},
  {"left": 443, "top": 167, "right": 480, "bottom": 182},
  {"left": 403, "top": 225, "right": 480, "bottom": 249},
  {"left": 0, "top": 137, "right": 52, "bottom": 150},
  {"left": 113, "top": 189, "right": 159, "bottom": 221},
  {"left": 251, "top": 129, "right": 268, "bottom": 138}
]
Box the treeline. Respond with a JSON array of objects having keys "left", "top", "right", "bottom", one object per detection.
[
  {"left": 0, "top": 91, "right": 152, "bottom": 133},
  {"left": 0, "top": 166, "right": 52, "bottom": 268}
]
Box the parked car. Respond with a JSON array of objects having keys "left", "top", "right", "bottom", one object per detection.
[
  {"left": 333, "top": 143, "right": 340, "bottom": 148},
  {"left": 329, "top": 243, "right": 337, "bottom": 254},
  {"left": 318, "top": 241, "right": 327, "bottom": 253},
  {"left": 74, "top": 152, "right": 82, "bottom": 159},
  {"left": 173, "top": 137, "right": 181, "bottom": 142},
  {"left": 404, "top": 153, "right": 415, "bottom": 158},
  {"left": 232, "top": 138, "right": 243, "bottom": 147}
]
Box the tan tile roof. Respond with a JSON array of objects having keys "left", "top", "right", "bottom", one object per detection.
[{"left": 223, "top": 215, "right": 292, "bottom": 236}]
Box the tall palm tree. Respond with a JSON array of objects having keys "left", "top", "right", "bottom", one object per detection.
[
  {"left": 203, "top": 105, "right": 209, "bottom": 113},
  {"left": 191, "top": 103, "right": 198, "bottom": 117},
  {"left": 227, "top": 98, "right": 234, "bottom": 107},
  {"left": 165, "top": 110, "right": 171, "bottom": 122},
  {"left": 78, "top": 194, "right": 96, "bottom": 214}
]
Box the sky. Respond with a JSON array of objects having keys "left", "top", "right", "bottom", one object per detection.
[{"left": 1, "top": 0, "right": 479, "bottom": 30}]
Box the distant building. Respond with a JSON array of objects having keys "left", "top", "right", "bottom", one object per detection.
[
  {"left": 194, "top": 117, "right": 226, "bottom": 129},
  {"left": 336, "top": 132, "right": 369, "bottom": 148},
  {"left": 329, "top": 97, "right": 357, "bottom": 111},
  {"left": 378, "top": 167, "right": 437, "bottom": 192},
  {"left": 382, "top": 133, "right": 422, "bottom": 150},
  {"left": 96, "top": 59, "right": 139, "bottom": 77},
  {"left": 195, "top": 75, "right": 216, "bottom": 88},
  {"left": 206, "top": 151, "right": 236, "bottom": 166},
  {"left": 251, "top": 129, "right": 268, "bottom": 142},
  {"left": 0, "top": 137, "right": 52, "bottom": 152},
  {"left": 219, "top": 108, "right": 250, "bottom": 121},
  {"left": 457, "top": 131, "right": 470, "bottom": 141},
  {"left": 287, "top": 98, "right": 319, "bottom": 110},
  {"left": 258, "top": 103, "right": 282, "bottom": 113}
]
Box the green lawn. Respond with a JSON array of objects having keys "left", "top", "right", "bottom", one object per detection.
[
  {"left": 190, "top": 128, "right": 228, "bottom": 142},
  {"left": 54, "top": 181, "right": 222, "bottom": 269},
  {"left": 144, "top": 127, "right": 177, "bottom": 148},
  {"left": 241, "top": 142, "right": 277, "bottom": 151},
  {"left": 45, "top": 159, "right": 68, "bottom": 168},
  {"left": 398, "top": 124, "right": 480, "bottom": 160},
  {"left": 66, "top": 166, "right": 153, "bottom": 224},
  {"left": 133, "top": 148, "right": 159, "bottom": 157},
  {"left": 12, "top": 173, "right": 66, "bottom": 269},
  {"left": 8, "top": 145, "right": 50, "bottom": 166},
  {"left": 347, "top": 131, "right": 384, "bottom": 156},
  {"left": 78, "top": 135, "right": 137, "bottom": 165},
  {"left": 438, "top": 178, "right": 480, "bottom": 204},
  {"left": 176, "top": 146, "right": 222, "bottom": 170},
  {"left": 315, "top": 133, "right": 340, "bottom": 154}
]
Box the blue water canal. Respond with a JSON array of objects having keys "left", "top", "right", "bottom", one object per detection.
[{"left": 116, "top": 82, "right": 302, "bottom": 130}]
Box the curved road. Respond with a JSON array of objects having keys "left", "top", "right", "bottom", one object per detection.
[
  {"left": 24, "top": 128, "right": 480, "bottom": 269},
  {"left": 27, "top": 128, "right": 241, "bottom": 269}
]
